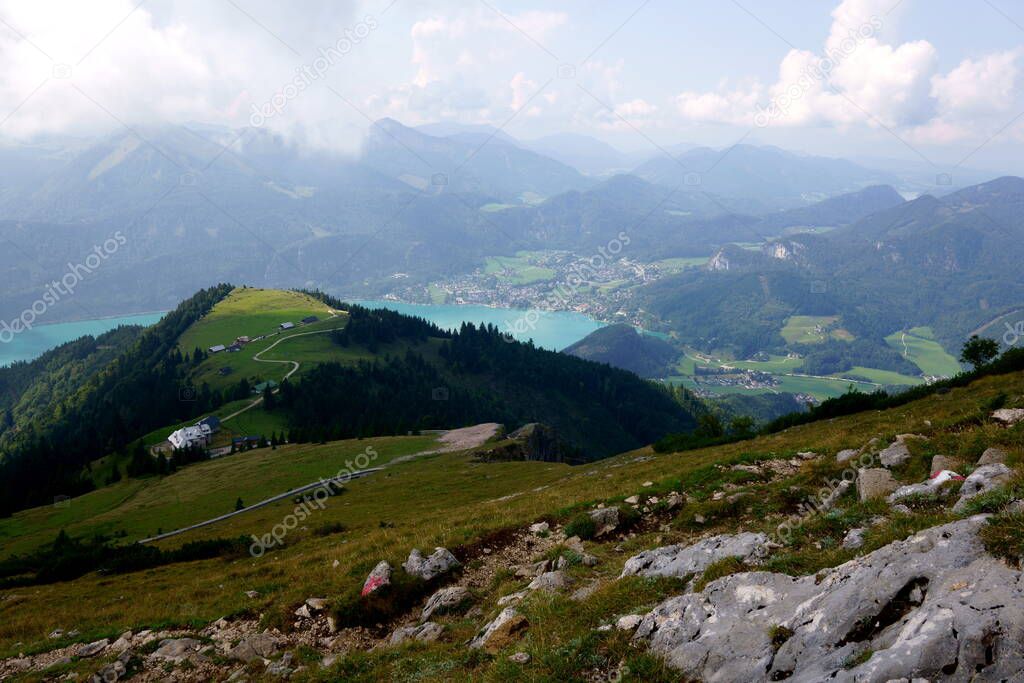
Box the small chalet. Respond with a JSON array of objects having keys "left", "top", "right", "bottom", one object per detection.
[
  {"left": 209, "top": 344, "right": 226, "bottom": 353},
  {"left": 301, "top": 316, "right": 319, "bottom": 325},
  {"left": 279, "top": 322, "right": 295, "bottom": 330}
]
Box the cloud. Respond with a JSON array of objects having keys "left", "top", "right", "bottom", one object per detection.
[{"left": 672, "top": 0, "right": 1019, "bottom": 142}]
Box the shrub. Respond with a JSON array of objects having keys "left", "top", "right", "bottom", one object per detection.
[{"left": 564, "top": 513, "right": 597, "bottom": 541}]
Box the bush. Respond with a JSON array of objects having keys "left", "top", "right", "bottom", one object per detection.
[{"left": 564, "top": 513, "right": 597, "bottom": 541}]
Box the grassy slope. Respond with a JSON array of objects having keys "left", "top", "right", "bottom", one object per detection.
[
  {"left": 2, "top": 368, "right": 1022, "bottom": 675},
  {"left": 886, "top": 326, "right": 962, "bottom": 377},
  {"left": 177, "top": 288, "right": 332, "bottom": 352},
  {"left": 0, "top": 435, "right": 436, "bottom": 560}
]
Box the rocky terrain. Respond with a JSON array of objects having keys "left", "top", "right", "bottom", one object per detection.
[{"left": 2, "top": 399, "right": 1023, "bottom": 681}]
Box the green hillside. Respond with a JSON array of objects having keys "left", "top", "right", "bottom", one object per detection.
[{"left": 1, "top": 353, "right": 1022, "bottom": 681}]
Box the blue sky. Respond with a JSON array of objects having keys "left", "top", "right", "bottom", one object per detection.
[{"left": 0, "top": 0, "right": 1021, "bottom": 173}]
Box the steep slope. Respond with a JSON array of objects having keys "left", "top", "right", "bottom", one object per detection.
[{"left": 563, "top": 323, "right": 679, "bottom": 378}]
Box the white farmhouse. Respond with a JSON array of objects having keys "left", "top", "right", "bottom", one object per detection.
[{"left": 168, "top": 423, "right": 213, "bottom": 450}]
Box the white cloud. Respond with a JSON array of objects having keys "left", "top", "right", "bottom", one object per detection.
[{"left": 671, "top": 0, "right": 1019, "bottom": 143}]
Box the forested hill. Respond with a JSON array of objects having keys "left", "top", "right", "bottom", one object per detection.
[
  {"left": 0, "top": 284, "right": 234, "bottom": 516},
  {"left": 290, "top": 292, "right": 699, "bottom": 458},
  {"left": 0, "top": 287, "right": 700, "bottom": 516}
]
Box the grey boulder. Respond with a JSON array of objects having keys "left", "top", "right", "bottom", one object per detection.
[
  {"left": 390, "top": 621, "right": 444, "bottom": 645},
  {"left": 953, "top": 463, "right": 1013, "bottom": 512},
  {"left": 421, "top": 586, "right": 470, "bottom": 621},
  {"left": 620, "top": 532, "right": 769, "bottom": 582},
  {"left": 403, "top": 547, "right": 461, "bottom": 581},
  {"left": 634, "top": 516, "right": 1024, "bottom": 682}
]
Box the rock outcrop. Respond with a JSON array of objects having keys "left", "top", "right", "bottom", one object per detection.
[
  {"left": 361, "top": 561, "right": 392, "bottom": 596},
  {"left": 421, "top": 586, "right": 470, "bottom": 621},
  {"left": 633, "top": 516, "right": 1024, "bottom": 682},
  {"left": 402, "top": 547, "right": 461, "bottom": 581},
  {"left": 469, "top": 608, "right": 528, "bottom": 652},
  {"left": 620, "top": 532, "right": 769, "bottom": 581},
  {"left": 953, "top": 463, "right": 1013, "bottom": 511}
]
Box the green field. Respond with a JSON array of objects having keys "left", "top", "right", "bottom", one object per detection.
[
  {"left": 654, "top": 256, "right": 709, "bottom": 272},
  {"left": 885, "top": 327, "right": 962, "bottom": 377},
  {"left": 781, "top": 315, "right": 853, "bottom": 344},
  {"left": 0, "top": 434, "right": 438, "bottom": 560},
  {"left": 177, "top": 288, "right": 333, "bottom": 353},
  {"left": 484, "top": 252, "right": 557, "bottom": 285},
  {"left": 836, "top": 366, "right": 924, "bottom": 386},
  {"left": 480, "top": 203, "right": 516, "bottom": 212}
]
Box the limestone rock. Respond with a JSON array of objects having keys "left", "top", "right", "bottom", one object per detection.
[
  {"left": 390, "top": 621, "right": 444, "bottom": 645},
  {"left": 528, "top": 570, "right": 572, "bottom": 593},
  {"left": 361, "top": 560, "right": 392, "bottom": 596},
  {"left": 992, "top": 408, "right": 1024, "bottom": 425},
  {"left": 266, "top": 652, "right": 294, "bottom": 678},
  {"left": 616, "top": 614, "right": 643, "bottom": 631},
  {"left": 878, "top": 440, "right": 912, "bottom": 467},
  {"left": 835, "top": 449, "right": 858, "bottom": 464},
  {"left": 620, "top": 532, "right": 769, "bottom": 581},
  {"left": 977, "top": 447, "right": 1008, "bottom": 466},
  {"left": 469, "top": 608, "right": 528, "bottom": 652},
  {"left": 634, "top": 516, "right": 1024, "bottom": 682},
  {"left": 858, "top": 468, "right": 898, "bottom": 501},
  {"left": 78, "top": 638, "right": 109, "bottom": 658},
  {"left": 402, "top": 547, "right": 461, "bottom": 581},
  {"left": 842, "top": 527, "right": 866, "bottom": 549},
  {"left": 508, "top": 651, "right": 531, "bottom": 664},
  {"left": 152, "top": 638, "right": 201, "bottom": 662},
  {"left": 421, "top": 586, "right": 470, "bottom": 621},
  {"left": 930, "top": 454, "right": 957, "bottom": 473},
  {"left": 953, "top": 463, "right": 1013, "bottom": 511},
  {"left": 227, "top": 633, "right": 279, "bottom": 663},
  {"left": 528, "top": 521, "right": 549, "bottom": 535},
  {"left": 588, "top": 507, "right": 620, "bottom": 536}
]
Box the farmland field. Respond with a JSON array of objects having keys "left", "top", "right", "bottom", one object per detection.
[{"left": 885, "top": 327, "right": 962, "bottom": 377}]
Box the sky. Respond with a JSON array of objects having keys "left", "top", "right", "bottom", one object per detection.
[{"left": 0, "top": 0, "right": 1022, "bottom": 173}]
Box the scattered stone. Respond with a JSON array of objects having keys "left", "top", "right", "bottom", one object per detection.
[
  {"left": 888, "top": 470, "right": 963, "bottom": 502},
  {"left": 842, "top": 527, "right": 866, "bottom": 550},
  {"left": 110, "top": 631, "right": 132, "bottom": 653},
  {"left": 402, "top": 547, "right": 461, "bottom": 581},
  {"left": 624, "top": 495, "right": 640, "bottom": 505},
  {"left": 151, "top": 638, "right": 201, "bottom": 662},
  {"left": 77, "top": 639, "right": 109, "bottom": 658},
  {"left": 953, "top": 463, "right": 1013, "bottom": 511},
  {"left": 878, "top": 440, "right": 912, "bottom": 467},
  {"left": 835, "top": 449, "right": 858, "bottom": 464},
  {"left": 294, "top": 604, "right": 312, "bottom": 619},
  {"left": 693, "top": 514, "right": 706, "bottom": 524},
  {"left": 642, "top": 481, "right": 654, "bottom": 487},
  {"left": 528, "top": 570, "right": 572, "bottom": 593},
  {"left": 305, "top": 597, "right": 328, "bottom": 611},
  {"left": 508, "top": 651, "right": 531, "bottom": 664},
  {"left": 515, "top": 560, "right": 550, "bottom": 578},
  {"left": 634, "top": 516, "right": 1024, "bottom": 681},
  {"left": 858, "top": 468, "right": 898, "bottom": 501},
  {"left": 581, "top": 553, "right": 599, "bottom": 567},
  {"left": 227, "top": 633, "right": 279, "bottom": 663},
  {"left": 977, "top": 447, "right": 1009, "bottom": 466},
  {"left": 48, "top": 629, "right": 64, "bottom": 639},
  {"left": 891, "top": 503, "right": 912, "bottom": 514},
  {"left": 620, "top": 532, "right": 769, "bottom": 581},
  {"left": 665, "top": 492, "right": 683, "bottom": 510},
  {"left": 930, "top": 454, "right": 957, "bottom": 473},
  {"left": 90, "top": 650, "right": 132, "bottom": 683},
  {"left": 797, "top": 451, "right": 818, "bottom": 460},
  {"left": 992, "top": 408, "right": 1024, "bottom": 425},
  {"left": 265, "top": 652, "right": 294, "bottom": 678},
  {"left": 616, "top": 614, "right": 643, "bottom": 631},
  {"left": 588, "top": 507, "right": 620, "bottom": 536},
  {"left": 820, "top": 480, "right": 853, "bottom": 511},
  {"left": 497, "top": 590, "right": 528, "bottom": 606},
  {"left": 469, "top": 608, "right": 528, "bottom": 652},
  {"left": 244, "top": 590, "right": 260, "bottom": 599},
  {"left": 361, "top": 561, "right": 392, "bottom": 596},
  {"left": 421, "top": 586, "right": 470, "bottom": 621},
  {"left": 390, "top": 622, "right": 444, "bottom": 645},
  {"left": 528, "top": 522, "right": 549, "bottom": 535}
]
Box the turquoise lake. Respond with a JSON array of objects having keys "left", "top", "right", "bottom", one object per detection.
[
  {"left": 0, "top": 312, "right": 165, "bottom": 367},
  {"left": 353, "top": 300, "right": 605, "bottom": 351}
]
